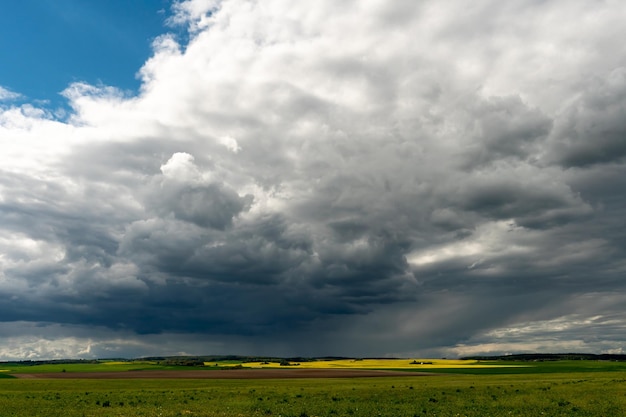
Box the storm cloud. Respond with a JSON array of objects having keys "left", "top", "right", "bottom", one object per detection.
[{"left": 0, "top": 0, "right": 625, "bottom": 359}]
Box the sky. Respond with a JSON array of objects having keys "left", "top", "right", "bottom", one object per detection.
[
  {"left": 0, "top": 0, "right": 625, "bottom": 360},
  {"left": 0, "top": 0, "right": 172, "bottom": 111}
]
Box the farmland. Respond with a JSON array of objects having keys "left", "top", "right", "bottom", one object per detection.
[{"left": 0, "top": 358, "right": 625, "bottom": 416}]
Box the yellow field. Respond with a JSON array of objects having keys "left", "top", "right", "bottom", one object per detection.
[
  {"left": 242, "top": 359, "right": 520, "bottom": 369},
  {"left": 99, "top": 358, "right": 523, "bottom": 370}
]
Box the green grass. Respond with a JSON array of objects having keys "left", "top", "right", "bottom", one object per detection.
[
  {"left": 0, "top": 372, "right": 625, "bottom": 416},
  {"left": 1, "top": 360, "right": 625, "bottom": 416},
  {"left": 403, "top": 360, "right": 626, "bottom": 375},
  {"left": 5, "top": 359, "right": 626, "bottom": 375},
  {"left": 0, "top": 361, "right": 224, "bottom": 374}
]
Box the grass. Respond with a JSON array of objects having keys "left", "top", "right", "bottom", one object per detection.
[
  {"left": 0, "top": 361, "right": 227, "bottom": 374},
  {"left": 4, "top": 358, "right": 626, "bottom": 375},
  {"left": 419, "top": 360, "right": 626, "bottom": 375},
  {"left": 1, "top": 359, "right": 625, "bottom": 415},
  {"left": 0, "top": 372, "right": 625, "bottom": 416}
]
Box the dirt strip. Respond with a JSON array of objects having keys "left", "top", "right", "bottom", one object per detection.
[{"left": 13, "top": 369, "right": 438, "bottom": 379}]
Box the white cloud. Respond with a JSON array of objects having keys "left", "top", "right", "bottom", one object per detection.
[
  {"left": 160, "top": 152, "right": 201, "bottom": 181},
  {"left": 168, "top": 0, "right": 221, "bottom": 31},
  {"left": 0, "top": 322, "right": 229, "bottom": 360},
  {"left": 447, "top": 312, "right": 626, "bottom": 358},
  {"left": 218, "top": 135, "right": 241, "bottom": 153},
  {"left": 0, "top": 86, "right": 21, "bottom": 101}
]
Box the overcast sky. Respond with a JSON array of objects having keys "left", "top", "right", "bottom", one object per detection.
[{"left": 0, "top": 0, "right": 625, "bottom": 360}]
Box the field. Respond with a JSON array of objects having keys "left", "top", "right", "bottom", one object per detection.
[
  {"left": 243, "top": 358, "right": 529, "bottom": 370},
  {"left": 0, "top": 359, "right": 625, "bottom": 416}
]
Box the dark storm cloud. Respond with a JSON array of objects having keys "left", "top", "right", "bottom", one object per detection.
[
  {"left": 448, "top": 168, "right": 592, "bottom": 229},
  {"left": 547, "top": 68, "right": 626, "bottom": 168},
  {"left": 149, "top": 180, "right": 253, "bottom": 230},
  {"left": 0, "top": 172, "right": 122, "bottom": 267},
  {"left": 1, "top": 0, "right": 626, "bottom": 358},
  {"left": 458, "top": 95, "right": 552, "bottom": 169}
]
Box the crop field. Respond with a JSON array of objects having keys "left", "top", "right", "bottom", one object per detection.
[
  {"left": 0, "top": 360, "right": 625, "bottom": 416},
  {"left": 243, "top": 358, "right": 530, "bottom": 370}
]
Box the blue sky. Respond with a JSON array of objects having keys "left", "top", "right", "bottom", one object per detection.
[
  {"left": 0, "top": 0, "right": 625, "bottom": 360},
  {"left": 0, "top": 0, "right": 173, "bottom": 108}
]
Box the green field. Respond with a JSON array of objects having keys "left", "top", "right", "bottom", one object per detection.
[
  {"left": 0, "top": 360, "right": 625, "bottom": 416},
  {"left": 0, "top": 361, "right": 191, "bottom": 374},
  {"left": 5, "top": 357, "right": 626, "bottom": 375}
]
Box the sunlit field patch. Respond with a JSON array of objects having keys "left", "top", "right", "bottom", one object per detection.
[{"left": 244, "top": 358, "right": 526, "bottom": 369}]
